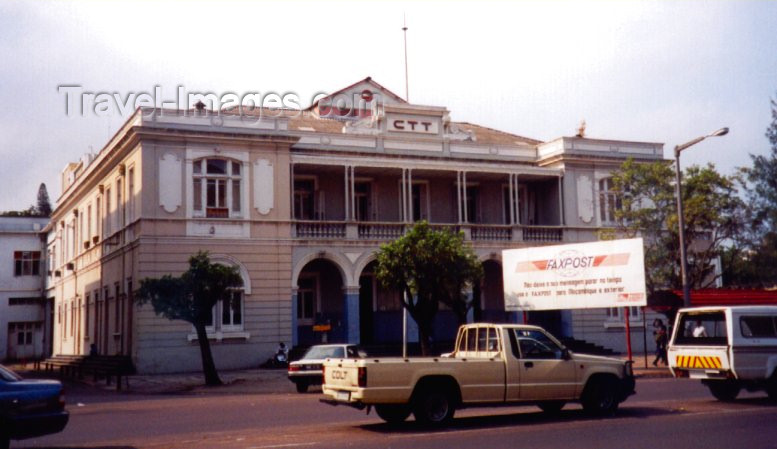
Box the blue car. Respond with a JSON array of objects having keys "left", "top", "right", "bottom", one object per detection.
[{"left": 0, "top": 364, "right": 69, "bottom": 449}]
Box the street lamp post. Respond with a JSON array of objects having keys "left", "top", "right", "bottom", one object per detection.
[{"left": 674, "top": 127, "right": 729, "bottom": 307}]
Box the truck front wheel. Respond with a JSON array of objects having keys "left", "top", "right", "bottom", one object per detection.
[
  {"left": 706, "top": 380, "right": 740, "bottom": 402},
  {"left": 582, "top": 376, "right": 619, "bottom": 416},
  {"left": 375, "top": 404, "right": 411, "bottom": 424},
  {"left": 413, "top": 387, "right": 455, "bottom": 426}
]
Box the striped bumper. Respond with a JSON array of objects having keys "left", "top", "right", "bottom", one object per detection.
[{"left": 675, "top": 355, "right": 722, "bottom": 369}]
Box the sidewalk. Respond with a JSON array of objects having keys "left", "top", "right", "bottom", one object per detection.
[
  {"left": 10, "top": 356, "right": 671, "bottom": 397},
  {"left": 623, "top": 355, "right": 674, "bottom": 378},
  {"left": 10, "top": 363, "right": 297, "bottom": 396}
]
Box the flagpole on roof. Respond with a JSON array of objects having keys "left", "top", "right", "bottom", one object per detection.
[{"left": 402, "top": 14, "right": 410, "bottom": 103}]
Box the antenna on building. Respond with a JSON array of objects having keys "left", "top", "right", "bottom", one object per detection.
[{"left": 402, "top": 14, "right": 410, "bottom": 103}]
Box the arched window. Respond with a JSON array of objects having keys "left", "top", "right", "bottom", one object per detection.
[
  {"left": 204, "top": 288, "right": 245, "bottom": 333},
  {"left": 192, "top": 158, "right": 242, "bottom": 218}
]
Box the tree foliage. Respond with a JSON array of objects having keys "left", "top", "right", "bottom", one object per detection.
[
  {"left": 375, "top": 222, "right": 483, "bottom": 355},
  {"left": 136, "top": 252, "right": 243, "bottom": 385},
  {"left": 36, "top": 183, "right": 52, "bottom": 217},
  {"left": 609, "top": 158, "right": 745, "bottom": 293},
  {"left": 609, "top": 158, "right": 676, "bottom": 294},
  {"left": 730, "top": 94, "right": 777, "bottom": 287}
]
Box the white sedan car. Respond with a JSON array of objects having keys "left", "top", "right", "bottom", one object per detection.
[{"left": 288, "top": 344, "right": 365, "bottom": 393}]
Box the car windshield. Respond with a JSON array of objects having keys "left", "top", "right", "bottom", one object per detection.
[
  {"left": 304, "top": 346, "right": 345, "bottom": 359},
  {"left": 0, "top": 364, "right": 22, "bottom": 382}
]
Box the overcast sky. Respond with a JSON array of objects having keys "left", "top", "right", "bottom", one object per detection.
[{"left": 1, "top": 0, "right": 775, "bottom": 211}]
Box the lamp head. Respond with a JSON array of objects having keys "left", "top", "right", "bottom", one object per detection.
[{"left": 710, "top": 127, "right": 729, "bottom": 137}]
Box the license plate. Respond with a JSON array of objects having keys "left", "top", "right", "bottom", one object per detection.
[{"left": 336, "top": 391, "right": 350, "bottom": 401}]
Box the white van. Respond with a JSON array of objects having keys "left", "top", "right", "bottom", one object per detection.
[{"left": 667, "top": 306, "right": 777, "bottom": 401}]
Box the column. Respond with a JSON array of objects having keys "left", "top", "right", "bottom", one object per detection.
[
  {"left": 291, "top": 287, "right": 299, "bottom": 346},
  {"left": 558, "top": 175, "right": 565, "bottom": 226},
  {"left": 343, "top": 286, "right": 361, "bottom": 344}
]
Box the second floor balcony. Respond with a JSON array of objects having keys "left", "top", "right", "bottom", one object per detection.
[{"left": 291, "top": 163, "right": 568, "bottom": 244}]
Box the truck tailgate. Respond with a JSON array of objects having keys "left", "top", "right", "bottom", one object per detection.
[
  {"left": 323, "top": 359, "right": 361, "bottom": 390},
  {"left": 668, "top": 345, "right": 730, "bottom": 378}
]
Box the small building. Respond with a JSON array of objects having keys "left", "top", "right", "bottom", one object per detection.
[
  {"left": 0, "top": 216, "right": 50, "bottom": 362},
  {"left": 46, "top": 77, "right": 668, "bottom": 373}
]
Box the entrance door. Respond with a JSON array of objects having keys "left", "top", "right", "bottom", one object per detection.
[{"left": 359, "top": 275, "right": 375, "bottom": 344}]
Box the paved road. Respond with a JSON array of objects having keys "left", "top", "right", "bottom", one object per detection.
[{"left": 15, "top": 378, "right": 777, "bottom": 449}]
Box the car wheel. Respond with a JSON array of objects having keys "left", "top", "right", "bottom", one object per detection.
[
  {"left": 537, "top": 401, "right": 566, "bottom": 414},
  {"left": 582, "top": 376, "right": 619, "bottom": 416},
  {"left": 295, "top": 381, "right": 309, "bottom": 393},
  {"left": 375, "top": 404, "right": 411, "bottom": 424},
  {"left": 707, "top": 380, "right": 740, "bottom": 402},
  {"left": 0, "top": 432, "right": 8, "bottom": 449},
  {"left": 413, "top": 386, "right": 455, "bottom": 426}
]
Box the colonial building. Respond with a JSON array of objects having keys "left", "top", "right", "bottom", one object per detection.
[
  {"left": 1, "top": 216, "right": 50, "bottom": 362},
  {"left": 46, "top": 77, "right": 666, "bottom": 373}
]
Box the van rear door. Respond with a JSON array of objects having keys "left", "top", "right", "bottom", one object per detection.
[{"left": 668, "top": 310, "right": 731, "bottom": 379}]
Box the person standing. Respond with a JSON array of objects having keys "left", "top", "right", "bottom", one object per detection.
[{"left": 652, "top": 319, "right": 668, "bottom": 366}]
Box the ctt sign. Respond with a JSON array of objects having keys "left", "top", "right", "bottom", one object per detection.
[
  {"left": 502, "top": 238, "right": 646, "bottom": 311},
  {"left": 387, "top": 114, "right": 439, "bottom": 134}
]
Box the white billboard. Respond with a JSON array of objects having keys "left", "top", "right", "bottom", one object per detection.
[{"left": 503, "top": 238, "right": 647, "bottom": 311}]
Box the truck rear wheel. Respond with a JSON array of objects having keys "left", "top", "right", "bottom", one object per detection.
[
  {"left": 582, "top": 376, "right": 619, "bottom": 416},
  {"left": 413, "top": 386, "right": 455, "bottom": 426},
  {"left": 375, "top": 404, "right": 411, "bottom": 424},
  {"left": 706, "top": 380, "right": 740, "bottom": 402}
]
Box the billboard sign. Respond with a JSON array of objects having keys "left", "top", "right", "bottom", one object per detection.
[{"left": 503, "top": 238, "right": 647, "bottom": 311}]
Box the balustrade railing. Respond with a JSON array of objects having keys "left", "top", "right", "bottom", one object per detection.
[
  {"left": 295, "top": 221, "right": 346, "bottom": 238},
  {"left": 294, "top": 220, "right": 564, "bottom": 243},
  {"left": 470, "top": 225, "right": 512, "bottom": 241}
]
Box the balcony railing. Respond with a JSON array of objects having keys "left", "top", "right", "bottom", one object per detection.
[
  {"left": 295, "top": 220, "right": 566, "bottom": 243},
  {"left": 358, "top": 223, "right": 405, "bottom": 240},
  {"left": 295, "top": 221, "right": 346, "bottom": 238},
  {"left": 471, "top": 225, "right": 512, "bottom": 241}
]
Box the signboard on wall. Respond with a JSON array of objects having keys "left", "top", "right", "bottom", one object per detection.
[{"left": 503, "top": 238, "right": 647, "bottom": 311}]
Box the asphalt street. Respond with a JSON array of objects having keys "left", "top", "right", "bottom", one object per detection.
[{"left": 14, "top": 377, "right": 777, "bottom": 449}]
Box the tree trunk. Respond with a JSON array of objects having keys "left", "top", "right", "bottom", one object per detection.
[
  {"left": 194, "top": 322, "right": 222, "bottom": 386},
  {"left": 418, "top": 328, "right": 433, "bottom": 356}
]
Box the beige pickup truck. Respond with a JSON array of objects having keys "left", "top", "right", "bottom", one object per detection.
[{"left": 321, "top": 323, "right": 635, "bottom": 425}]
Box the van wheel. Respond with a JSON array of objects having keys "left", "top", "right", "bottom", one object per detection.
[
  {"left": 582, "top": 376, "right": 619, "bottom": 416},
  {"left": 295, "top": 381, "right": 309, "bottom": 393},
  {"left": 537, "top": 401, "right": 566, "bottom": 414},
  {"left": 413, "top": 386, "right": 455, "bottom": 426},
  {"left": 707, "top": 380, "right": 740, "bottom": 402},
  {"left": 375, "top": 404, "right": 411, "bottom": 424}
]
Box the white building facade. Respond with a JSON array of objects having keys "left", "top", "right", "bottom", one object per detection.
[
  {"left": 47, "top": 78, "right": 667, "bottom": 373},
  {"left": 1, "top": 216, "right": 50, "bottom": 362}
]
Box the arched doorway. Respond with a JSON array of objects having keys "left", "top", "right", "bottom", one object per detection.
[
  {"left": 358, "top": 260, "right": 405, "bottom": 344},
  {"left": 296, "top": 259, "right": 345, "bottom": 346}
]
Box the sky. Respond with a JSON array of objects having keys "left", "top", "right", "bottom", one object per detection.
[{"left": 1, "top": 0, "right": 775, "bottom": 211}]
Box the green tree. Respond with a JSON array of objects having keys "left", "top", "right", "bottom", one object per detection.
[
  {"left": 36, "top": 183, "right": 52, "bottom": 217},
  {"left": 733, "top": 94, "right": 777, "bottom": 287},
  {"left": 609, "top": 159, "right": 745, "bottom": 292},
  {"left": 136, "top": 252, "right": 243, "bottom": 385},
  {"left": 375, "top": 222, "right": 483, "bottom": 355},
  {"left": 608, "top": 158, "right": 676, "bottom": 294}
]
